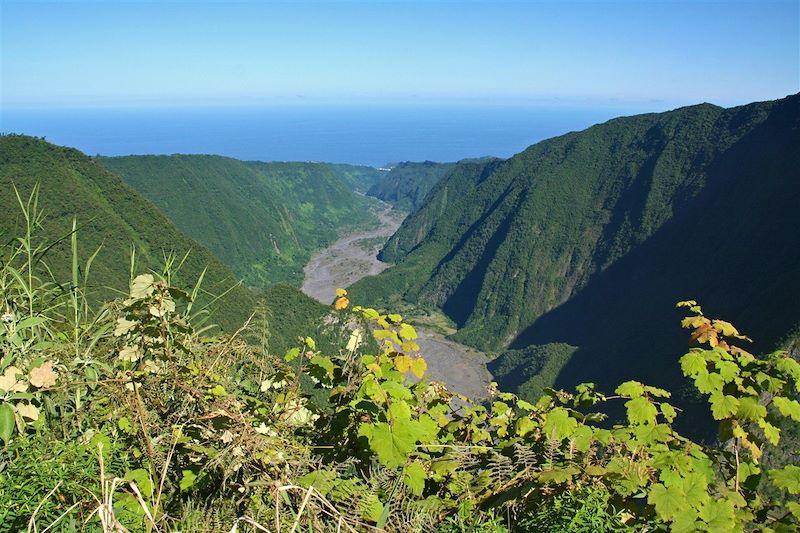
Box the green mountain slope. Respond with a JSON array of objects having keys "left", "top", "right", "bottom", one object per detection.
[
  {"left": 0, "top": 135, "right": 256, "bottom": 331},
  {"left": 366, "top": 161, "right": 456, "bottom": 211},
  {"left": 350, "top": 94, "right": 800, "bottom": 403},
  {"left": 327, "top": 163, "right": 385, "bottom": 193},
  {"left": 98, "top": 155, "right": 377, "bottom": 287}
]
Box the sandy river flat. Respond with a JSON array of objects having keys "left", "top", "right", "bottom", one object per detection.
[{"left": 301, "top": 202, "right": 493, "bottom": 398}]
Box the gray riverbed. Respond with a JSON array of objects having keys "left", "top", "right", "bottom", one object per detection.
[{"left": 301, "top": 202, "right": 493, "bottom": 398}]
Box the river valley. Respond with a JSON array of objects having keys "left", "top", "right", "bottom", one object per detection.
[{"left": 301, "top": 202, "right": 493, "bottom": 399}]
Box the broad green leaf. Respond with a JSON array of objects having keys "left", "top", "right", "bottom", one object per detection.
[
  {"left": 382, "top": 381, "right": 412, "bottom": 400},
  {"left": 398, "top": 323, "right": 417, "bottom": 341},
  {"left": 698, "top": 498, "right": 735, "bottom": 531},
  {"left": 648, "top": 483, "right": 686, "bottom": 521},
  {"left": 360, "top": 421, "right": 416, "bottom": 468},
  {"left": 310, "top": 355, "right": 335, "bottom": 379},
  {"left": 769, "top": 465, "right": 800, "bottom": 494},
  {"left": 129, "top": 274, "right": 155, "bottom": 298},
  {"left": 543, "top": 407, "right": 577, "bottom": 441},
  {"left": 680, "top": 472, "right": 709, "bottom": 503},
  {"left": 537, "top": 466, "right": 579, "bottom": 484},
  {"left": 757, "top": 418, "right": 780, "bottom": 445},
  {"left": 736, "top": 397, "right": 766, "bottom": 421},
  {"left": 715, "top": 360, "right": 739, "bottom": 382},
  {"left": 660, "top": 403, "right": 677, "bottom": 422},
  {"left": 299, "top": 470, "right": 337, "bottom": 496},
  {"left": 514, "top": 416, "right": 536, "bottom": 437},
  {"left": 625, "top": 396, "right": 658, "bottom": 425},
  {"left": 388, "top": 400, "right": 412, "bottom": 420},
  {"left": 680, "top": 352, "right": 707, "bottom": 376},
  {"left": 694, "top": 371, "right": 724, "bottom": 394},
  {"left": 403, "top": 462, "right": 426, "bottom": 496},
  {"left": 409, "top": 357, "right": 427, "bottom": 379},
  {"left": 0, "top": 403, "right": 15, "bottom": 444},
  {"left": 773, "top": 396, "right": 800, "bottom": 421},
  {"left": 709, "top": 394, "right": 739, "bottom": 420},
  {"left": 179, "top": 469, "right": 197, "bottom": 492},
  {"left": 776, "top": 356, "right": 800, "bottom": 381},
  {"left": 615, "top": 381, "right": 644, "bottom": 398}
]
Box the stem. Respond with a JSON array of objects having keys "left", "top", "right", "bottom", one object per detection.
[{"left": 734, "top": 439, "right": 741, "bottom": 494}]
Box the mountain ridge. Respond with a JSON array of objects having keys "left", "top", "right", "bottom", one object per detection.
[{"left": 350, "top": 93, "right": 800, "bottom": 402}]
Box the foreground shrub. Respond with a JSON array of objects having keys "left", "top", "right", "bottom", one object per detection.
[{"left": 1, "top": 189, "right": 798, "bottom": 531}]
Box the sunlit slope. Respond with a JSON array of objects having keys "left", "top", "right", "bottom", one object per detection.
[
  {"left": 350, "top": 94, "right": 800, "bottom": 398},
  {"left": 0, "top": 135, "right": 256, "bottom": 331},
  {"left": 99, "top": 155, "right": 377, "bottom": 287}
]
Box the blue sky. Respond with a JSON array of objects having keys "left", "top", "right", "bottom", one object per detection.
[{"left": 1, "top": 0, "right": 798, "bottom": 109}]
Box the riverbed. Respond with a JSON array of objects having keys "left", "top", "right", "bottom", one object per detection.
[{"left": 301, "top": 202, "right": 493, "bottom": 398}]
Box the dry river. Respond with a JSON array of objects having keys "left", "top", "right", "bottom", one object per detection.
[{"left": 301, "top": 202, "right": 493, "bottom": 399}]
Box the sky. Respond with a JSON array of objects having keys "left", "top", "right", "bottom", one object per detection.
[{"left": 1, "top": 0, "right": 798, "bottom": 110}]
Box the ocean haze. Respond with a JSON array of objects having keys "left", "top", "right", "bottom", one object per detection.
[{"left": 1, "top": 104, "right": 657, "bottom": 166}]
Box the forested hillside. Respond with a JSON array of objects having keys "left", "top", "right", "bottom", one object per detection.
[
  {"left": 351, "top": 94, "right": 800, "bottom": 402},
  {"left": 366, "top": 161, "right": 456, "bottom": 211},
  {"left": 326, "top": 163, "right": 385, "bottom": 193},
  {"left": 99, "top": 155, "right": 377, "bottom": 287},
  {"left": 0, "top": 135, "right": 256, "bottom": 331}
]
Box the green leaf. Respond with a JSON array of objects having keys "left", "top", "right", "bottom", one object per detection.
[
  {"left": 694, "top": 371, "right": 724, "bottom": 394},
  {"left": 360, "top": 421, "right": 416, "bottom": 468},
  {"left": 757, "top": 418, "right": 780, "bottom": 445},
  {"left": 736, "top": 397, "right": 766, "bottom": 421},
  {"left": 179, "top": 469, "right": 198, "bottom": 492},
  {"left": 698, "top": 498, "right": 735, "bottom": 531},
  {"left": 515, "top": 416, "right": 535, "bottom": 437},
  {"left": 382, "top": 381, "right": 412, "bottom": 400},
  {"left": 299, "top": 470, "right": 337, "bottom": 496},
  {"left": 543, "top": 407, "right": 577, "bottom": 441},
  {"left": 680, "top": 472, "right": 709, "bottom": 503},
  {"left": 680, "top": 352, "right": 707, "bottom": 376},
  {"left": 398, "top": 323, "right": 417, "bottom": 341},
  {"left": 0, "top": 403, "right": 15, "bottom": 444},
  {"left": 715, "top": 360, "right": 739, "bottom": 382},
  {"left": 615, "top": 380, "right": 644, "bottom": 398},
  {"left": 625, "top": 396, "right": 658, "bottom": 425},
  {"left": 126, "top": 468, "right": 154, "bottom": 497},
  {"left": 648, "top": 483, "right": 687, "bottom": 521},
  {"left": 130, "top": 274, "right": 155, "bottom": 299},
  {"left": 660, "top": 403, "right": 677, "bottom": 422},
  {"left": 773, "top": 396, "right": 800, "bottom": 421},
  {"left": 310, "top": 355, "right": 335, "bottom": 379},
  {"left": 403, "top": 462, "right": 426, "bottom": 496},
  {"left": 769, "top": 465, "right": 800, "bottom": 494},
  {"left": 537, "top": 466, "right": 579, "bottom": 484},
  {"left": 284, "top": 347, "right": 300, "bottom": 362},
  {"left": 709, "top": 394, "right": 739, "bottom": 420}
]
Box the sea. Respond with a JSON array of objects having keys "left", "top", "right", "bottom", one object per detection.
[{"left": 1, "top": 104, "right": 661, "bottom": 166}]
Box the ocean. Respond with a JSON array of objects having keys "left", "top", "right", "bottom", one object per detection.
[{"left": 1, "top": 104, "right": 658, "bottom": 166}]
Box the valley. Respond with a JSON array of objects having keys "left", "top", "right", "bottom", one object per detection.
[{"left": 301, "top": 200, "right": 493, "bottom": 398}]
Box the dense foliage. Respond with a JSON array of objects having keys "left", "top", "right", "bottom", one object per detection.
[
  {"left": 1, "top": 200, "right": 799, "bottom": 532},
  {"left": 327, "top": 164, "right": 386, "bottom": 193},
  {"left": 98, "top": 155, "right": 378, "bottom": 287},
  {"left": 366, "top": 161, "right": 456, "bottom": 212},
  {"left": 0, "top": 135, "right": 256, "bottom": 331},
  {"left": 350, "top": 94, "right": 800, "bottom": 408}
]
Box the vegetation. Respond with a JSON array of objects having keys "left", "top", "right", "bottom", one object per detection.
[
  {"left": 327, "top": 164, "right": 386, "bottom": 193},
  {"left": 0, "top": 135, "right": 255, "bottom": 331},
  {"left": 366, "top": 161, "right": 456, "bottom": 212},
  {"left": 1, "top": 195, "right": 799, "bottom": 532},
  {"left": 98, "top": 155, "right": 378, "bottom": 287},
  {"left": 350, "top": 94, "right": 800, "bottom": 413}
]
